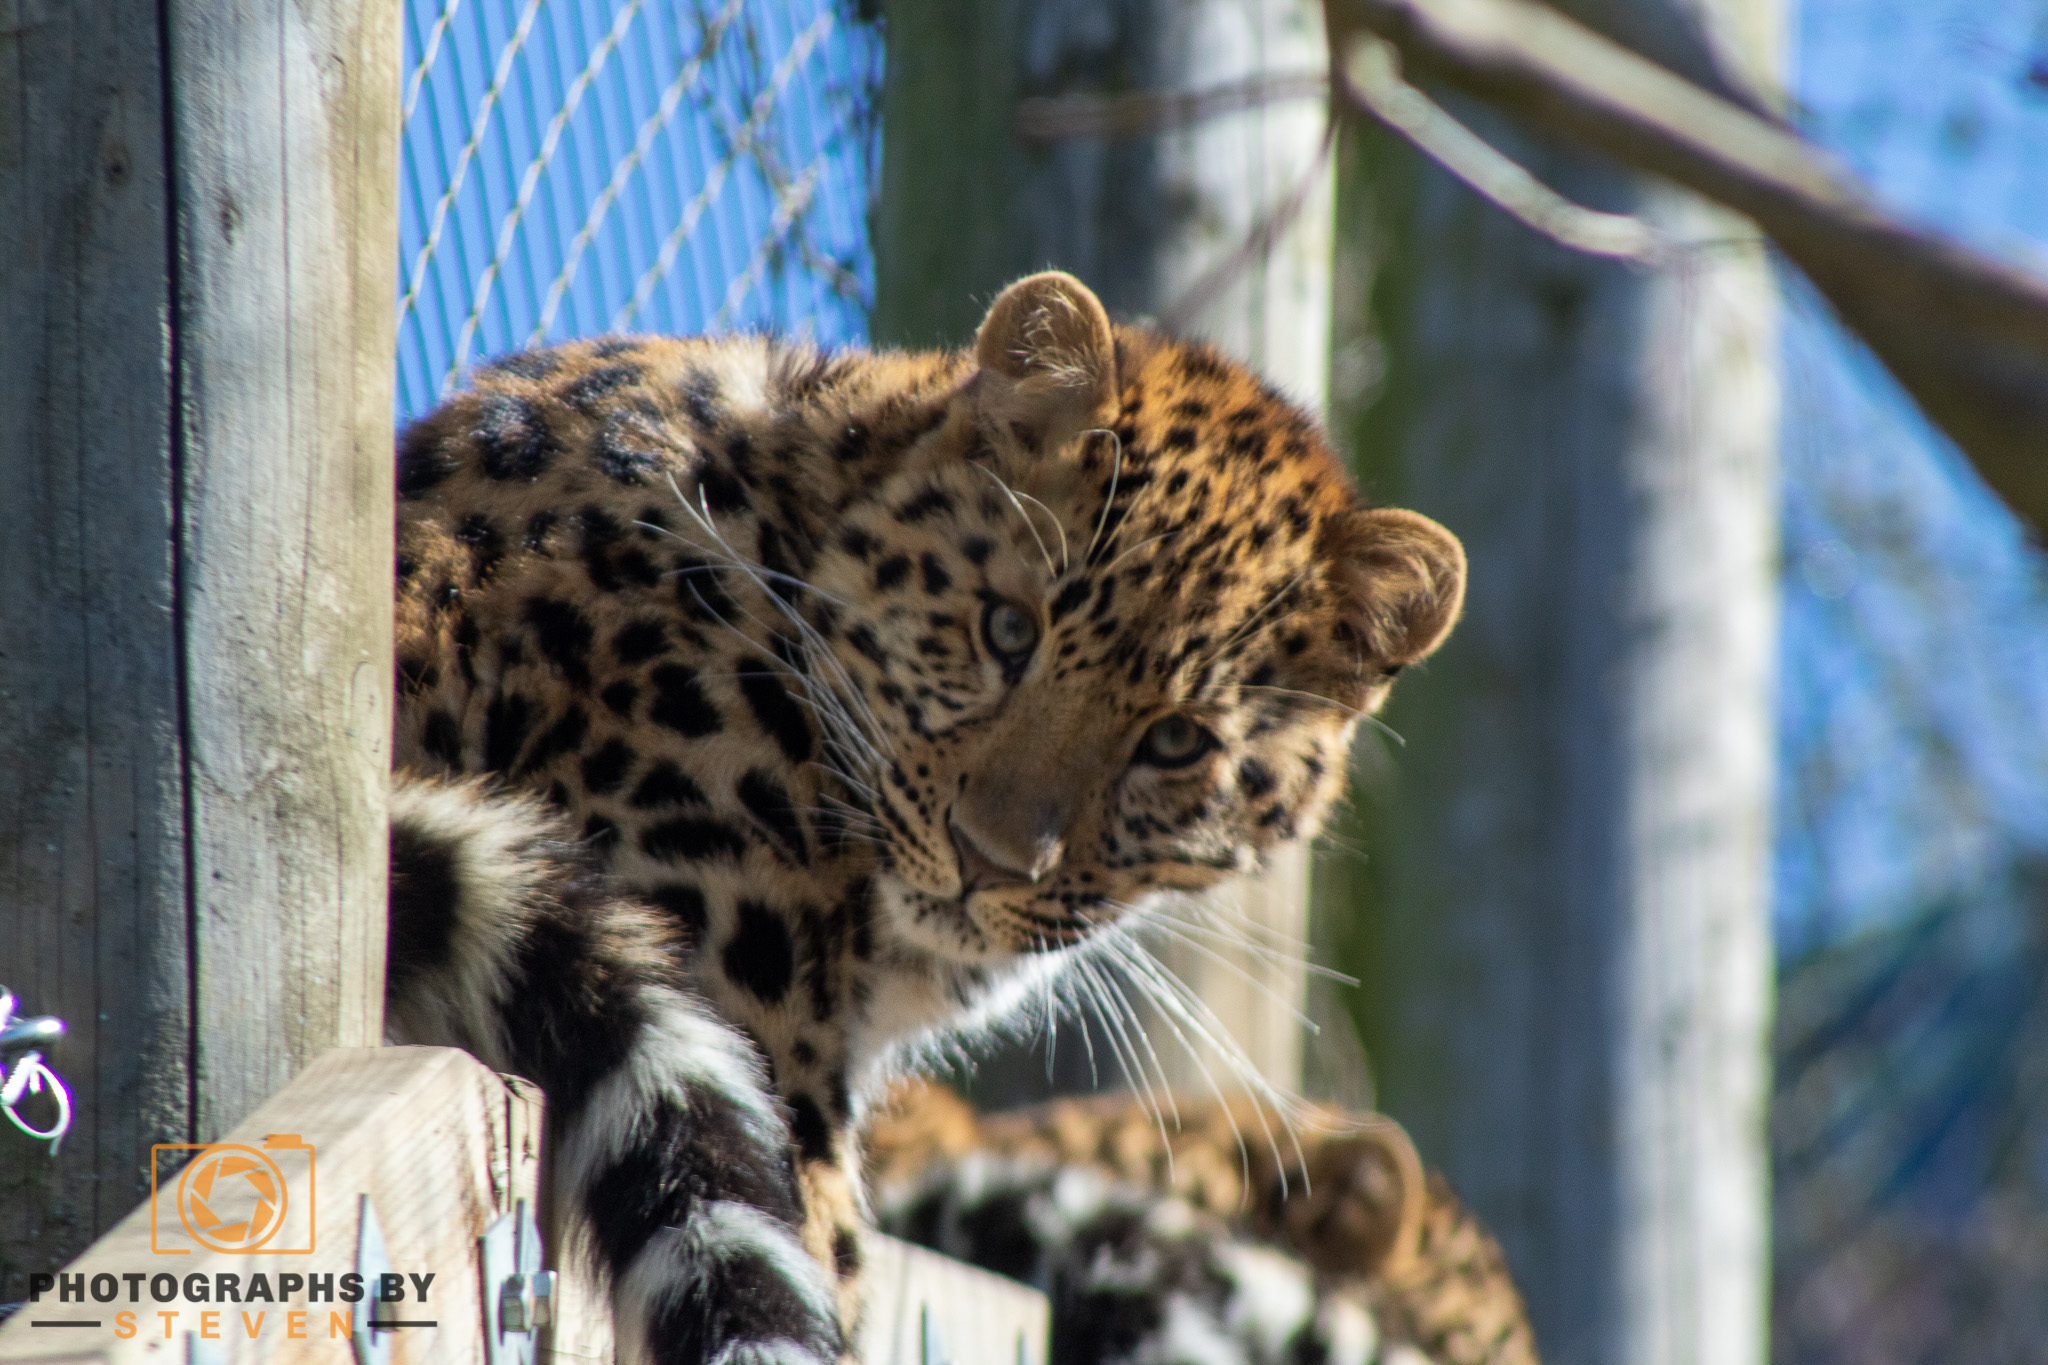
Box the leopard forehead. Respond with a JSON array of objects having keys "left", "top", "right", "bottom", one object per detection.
[{"left": 831, "top": 333, "right": 1363, "bottom": 692}]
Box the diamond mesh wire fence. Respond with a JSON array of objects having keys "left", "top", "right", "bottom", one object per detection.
[{"left": 394, "top": 0, "right": 881, "bottom": 422}]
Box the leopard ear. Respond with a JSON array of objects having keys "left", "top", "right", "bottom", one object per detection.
[
  {"left": 1321, "top": 507, "right": 1466, "bottom": 685},
  {"left": 973, "top": 271, "right": 1117, "bottom": 448}
]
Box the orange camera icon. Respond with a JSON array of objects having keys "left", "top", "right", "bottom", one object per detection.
[{"left": 150, "top": 1134, "right": 316, "bottom": 1255}]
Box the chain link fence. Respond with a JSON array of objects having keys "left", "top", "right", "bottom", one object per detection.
[{"left": 394, "top": 0, "right": 880, "bottom": 422}]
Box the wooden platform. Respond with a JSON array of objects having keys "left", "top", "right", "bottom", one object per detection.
[{"left": 0, "top": 1047, "right": 1045, "bottom": 1365}]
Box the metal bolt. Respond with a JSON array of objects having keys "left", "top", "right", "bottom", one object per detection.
[{"left": 498, "top": 1270, "right": 556, "bottom": 1334}]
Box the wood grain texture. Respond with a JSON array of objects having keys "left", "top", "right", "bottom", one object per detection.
[
  {"left": 166, "top": 0, "right": 398, "bottom": 1133},
  {"left": 860, "top": 1234, "right": 1049, "bottom": 1365},
  {"left": 0, "top": 0, "right": 194, "bottom": 1294},
  {"left": 0, "top": 0, "right": 398, "bottom": 1289},
  {"left": 0, "top": 1047, "right": 582, "bottom": 1365}
]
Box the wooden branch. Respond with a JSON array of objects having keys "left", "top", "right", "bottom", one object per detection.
[
  {"left": 1340, "top": 35, "right": 1659, "bottom": 261},
  {"left": 1014, "top": 72, "right": 1329, "bottom": 142},
  {"left": 1327, "top": 0, "right": 2048, "bottom": 530}
]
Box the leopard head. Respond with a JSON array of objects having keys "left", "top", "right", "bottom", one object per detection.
[{"left": 812, "top": 273, "right": 1464, "bottom": 965}]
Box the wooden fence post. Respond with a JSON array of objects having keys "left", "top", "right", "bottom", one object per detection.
[{"left": 0, "top": 0, "right": 400, "bottom": 1291}]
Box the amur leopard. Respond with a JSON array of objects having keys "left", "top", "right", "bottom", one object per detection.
[
  {"left": 385, "top": 272, "right": 1470, "bottom": 1364},
  {"left": 867, "top": 1080, "right": 1540, "bottom": 1365}
]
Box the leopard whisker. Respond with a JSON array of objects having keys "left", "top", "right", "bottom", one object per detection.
[
  {"left": 1063, "top": 954, "right": 1122, "bottom": 1094},
  {"left": 1050, "top": 944, "right": 1101, "bottom": 1090},
  {"left": 1144, "top": 912, "right": 1336, "bottom": 985},
  {"left": 800, "top": 808, "right": 888, "bottom": 848},
  {"left": 1138, "top": 955, "right": 1314, "bottom": 1189},
  {"left": 807, "top": 826, "right": 887, "bottom": 851},
  {"left": 660, "top": 476, "right": 895, "bottom": 772},
  {"left": 1035, "top": 931, "right": 1066, "bottom": 1085},
  {"left": 1072, "top": 946, "right": 1181, "bottom": 1140},
  {"left": 660, "top": 556, "right": 852, "bottom": 609},
  {"left": 1236, "top": 684, "right": 1406, "bottom": 746},
  {"left": 808, "top": 820, "right": 887, "bottom": 847},
  {"left": 781, "top": 618, "right": 894, "bottom": 777},
  {"left": 797, "top": 778, "right": 883, "bottom": 820},
  {"left": 807, "top": 776, "right": 884, "bottom": 816},
  {"left": 1103, "top": 530, "right": 1176, "bottom": 576},
  {"left": 1082, "top": 427, "right": 1124, "bottom": 566},
  {"left": 1234, "top": 682, "right": 1367, "bottom": 719},
  {"left": 1149, "top": 893, "right": 1357, "bottom": 985},
  {"left": 1095, "top": 927, "right": 1312, "bottom": 1195},
  {"left": 719, "top": 635, "right": 887, "bottom": 780},
  {"left": 813, "top": 749, "right": 884, "bottom": 801},
  {"left": 1096, "top": 932, "right": 1272, "bottom": 1186},
  {"left": 1203, "top": 567, "right": 1312, "bottom": 676},
  {"left": 672, "top": 576, "right": 885, "bottom": 777},
  {"left": 1024, "top": 500, "right": 1071, "bottom": 575},
  {"left": 967, "top": 462, "right": 1066, "bottom": 577},
  {"left": 1067, "top": 950, "right": 1178, "bottom": 1144},
  {"left": 1132, "top": 918, "right": 1327, "bottom": 1031},
  {"left": 752, "top": 623, "right": 889, "bottom": 783}
]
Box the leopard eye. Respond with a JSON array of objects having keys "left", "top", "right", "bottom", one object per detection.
[
  {"left": 1136, "top": 714, "right": 1213, "bottom": 768},
  {"left": 982, "top": 600, "right": 1040, "bottom": 663}
]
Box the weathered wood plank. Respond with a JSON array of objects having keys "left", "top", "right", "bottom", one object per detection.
[
  {"left": 166, "top": 0, "right": 399, "bottom": 1134},
  {"left": 0, "top": 1046, "right": 604, "bottom": 1365},
  {"left": 0, "top": 0, "right": 194, "bottom": 1290},
  {"left": 0, "top": 0, "right": 399, "bottom": 1288},
  {"left": 861, "top": 1234, "right": 1049, "bottom": 1365},
  {"left": 0, "top": 1048, "right": 1038, "bottom": 1365}
]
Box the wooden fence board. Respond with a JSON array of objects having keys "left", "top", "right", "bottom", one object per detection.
[
  {"left": 0, "top": 1047, "right": 601, "bottom": 1365},
  {"left": 0, "top": 0, "right": 399, "bottom": 1288},
  {"left": 0, "top": 1046, "right": 1055, "bottom": 1365},
  {"left": 166, "top": 0, "right": 399, "bottom": 1134},
  {"left": 0, "top": 0, "right": 193, "bottom": 1278},
  {"left": 861, "top": 1234, "right": 1049, "bottom": 1365}
]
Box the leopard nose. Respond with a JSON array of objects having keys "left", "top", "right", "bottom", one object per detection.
[{"left": 949, "top": 815, "right": 1062, "bottom": 894}]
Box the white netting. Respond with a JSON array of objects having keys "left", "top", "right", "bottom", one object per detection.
[{"left": 395, "top": 0, "right": 879, "bottom": 421}]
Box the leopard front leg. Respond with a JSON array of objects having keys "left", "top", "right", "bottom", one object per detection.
[{"left": 796, "top": 1147, "right": 868, "bottom": 1344}]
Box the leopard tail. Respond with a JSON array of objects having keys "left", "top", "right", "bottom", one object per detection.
[{"left": 385, "top": 773, "right": 842, "bottom": 1365}]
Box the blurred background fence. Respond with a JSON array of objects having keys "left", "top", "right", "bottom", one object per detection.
[
  {"left": 387, "top": 0, "right": 2048, "bottom": 1359},
  {"left": 1769, "top": 3, "right": 2048, "bottom": 1362}
]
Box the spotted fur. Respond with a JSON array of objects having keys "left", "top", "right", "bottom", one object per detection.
[
  {"left": 384, "top": 273, "right": 1466, "bottom": 1364},
  {"left": 867, "top": 1081, "right": 1541, "bottom": 1365},
  {"left": 883, "top": 1155, "right": 1384, "bottom": 1365}
]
